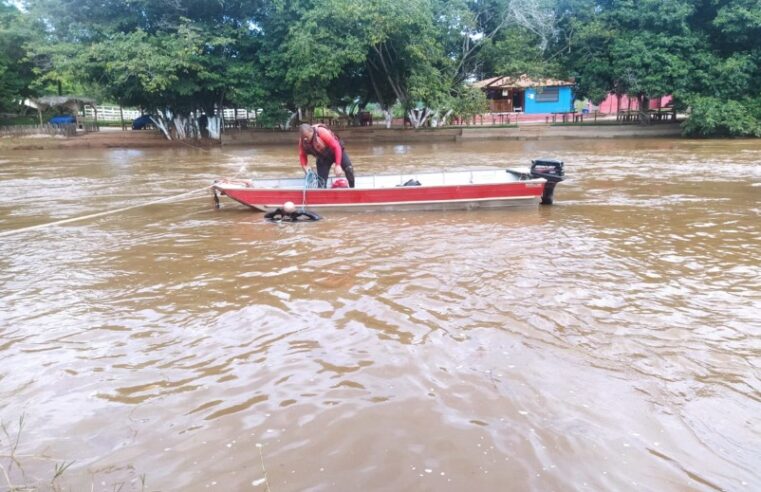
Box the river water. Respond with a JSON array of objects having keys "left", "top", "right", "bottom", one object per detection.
[{"left": 0, "top": 138, "right": 759, "bottom": 491}]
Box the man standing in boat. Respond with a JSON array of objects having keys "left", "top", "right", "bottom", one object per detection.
[{"left": 298, "top": 123, "right": 356, "bottom": 188}]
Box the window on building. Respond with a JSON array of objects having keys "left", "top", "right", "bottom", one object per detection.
[{"left": 535, "top": 86, "right": 560, "bottom": 103}]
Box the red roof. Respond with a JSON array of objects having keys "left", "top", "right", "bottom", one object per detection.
[{"left": 473, "top": 75, "right": 574, "bottom": 89}]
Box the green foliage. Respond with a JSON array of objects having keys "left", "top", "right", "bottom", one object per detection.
[
  {"left": 25, "top": 0, "right": 266, "bottom": 117},
  {"left": 682, "top": 97, "right": 761, "bottom": 137},
  {"left": 478, "top": 27, "right": 561, "bottom": 79},
  {"left": 0, "top": 2, "right": 37, "bottom": 111},
  {"left": 713, "top": 0, "right": 761, "bottom": 45},
  {"left": 0, "top": 0, "right": 756, "bottom": 137},
  {"left": 252, "top": 106, "right": 291, "bottom": 128},
  {"left": 566, "top": 0, "right": 761, "bottom": 135},
  {"left": 76, "top": 22, "right": 256, "bottom": 113},
  {"left": 568, "top": 0, "right": 700, "bottom": 100},
  {"left": 451, "top": 86, "right": 489, "bottom": 119},
  {"left": 275, "top": 0, "right": 447, "bottom": 111},
  {"left": 746, "top": 97, "right": 761, "bottom": 121}
]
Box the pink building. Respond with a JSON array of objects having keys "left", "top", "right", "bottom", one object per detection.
[{"left": 597, "top": 93, "right": 673, "bottom": 113}]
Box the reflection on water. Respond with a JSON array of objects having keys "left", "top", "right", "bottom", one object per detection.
[{"left": 1, "top": 138, "right": 760, "bottom": 490}]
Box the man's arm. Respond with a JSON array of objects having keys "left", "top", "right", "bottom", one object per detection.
[
  {"left": 264, "top": 209, "right": 282, "bottom": 220},
  {"left": 316, "top": 127, "right": 342, "bottom": 170},
  {"left": 298, "top": 141, "right": 308, "bottom": 170}
]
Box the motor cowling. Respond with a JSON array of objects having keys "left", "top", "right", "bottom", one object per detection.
[{"left": 530, "top": 158, "right": 565, "bottom": 205}]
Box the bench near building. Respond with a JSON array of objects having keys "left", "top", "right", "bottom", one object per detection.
[{"left": 474, "top": 75, "right": 574, "bottom": 114}]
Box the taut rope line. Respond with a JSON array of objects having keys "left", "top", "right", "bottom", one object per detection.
[
  {"left": 2, "top": 126, "right": 312, "bottom": 237},
  {"left": 0, "top": 137, "right": 260, "bottom": 238},
  {"left": 175, "top": 138, "right": 243, "bottom": 160},
  {"left": 0, "top": 186, "right": 211, "bottom": 238}
]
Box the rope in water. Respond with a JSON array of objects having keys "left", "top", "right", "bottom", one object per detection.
[
  {"left": 0, "top": 137, "right": 259, "bottom": 238},
  {"left": 0, "top": 186, "right": 212, "bottom": 238},
  {"left": 175, "top": 137, "right": 244, "bottom": 161}
]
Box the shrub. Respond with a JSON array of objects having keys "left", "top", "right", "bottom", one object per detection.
[{"left": 682, "top": 96, "right": 761, "bottom": 137}]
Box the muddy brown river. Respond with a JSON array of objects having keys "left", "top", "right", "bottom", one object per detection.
[{"left": 1, "top": 138, "right": 760, "bottom": 491}]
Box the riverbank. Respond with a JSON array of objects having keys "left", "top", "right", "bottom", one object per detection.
[
  {"left": 223, "top": 123, "right": 684, "bottom": 145},
  {"left": 0, "top": 129, "right": 214, "bottom": 151},
  {"left": 1, "top": 123, "right": 684, "bottom": 150}
]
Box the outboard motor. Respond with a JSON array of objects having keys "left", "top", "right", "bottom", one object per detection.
[{"left": 530, "top": 158, "right": 565, "bottom": 205}]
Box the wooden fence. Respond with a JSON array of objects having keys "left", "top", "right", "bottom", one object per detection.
[
  {"left": 84, "top": 105, "right": 141, "bottom": 121},
  {"left": 0, "top": 124, "right": 77, "bottom": 137},
  {"left": 80, "top": 106, "right": 257, "bottom": 124},
  {"left": 82, "top": 106, "right": 256, "bottom": 122}
]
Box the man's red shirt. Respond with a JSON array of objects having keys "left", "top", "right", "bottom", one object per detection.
[{"left": 299, "top": 126, "right": 343, "bottom": 171}]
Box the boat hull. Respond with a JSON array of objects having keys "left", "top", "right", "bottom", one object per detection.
[{"left": 215, "top": 181, "right": 546, "bottom": 212}]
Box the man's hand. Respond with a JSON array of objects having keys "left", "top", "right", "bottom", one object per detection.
[{"left": 334, "top": 166, "right": 344, "bottom": 177}]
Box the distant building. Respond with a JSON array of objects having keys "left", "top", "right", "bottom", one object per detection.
[
  {"left": 473, "top": 75, "right": 575, "bottom": 114},
  {"left": 596, "top": 93, "right": 673, "bottom": 114}
]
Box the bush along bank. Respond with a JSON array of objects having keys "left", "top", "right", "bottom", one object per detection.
[{"left": 682, "top": 97, "right": 761, "bottom": 138}]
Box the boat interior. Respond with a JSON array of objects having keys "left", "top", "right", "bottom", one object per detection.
[{"left": 245, "top": 168, "right": 537, "bottom": 190}]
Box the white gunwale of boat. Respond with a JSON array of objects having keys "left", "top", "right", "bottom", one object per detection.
[{"left": 215, "top": 168, "right": 542, "bottom": 191}]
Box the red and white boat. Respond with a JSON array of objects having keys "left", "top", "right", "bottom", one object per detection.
[{"left": 212, "top": 159, "right": 565, "bottom": 213}]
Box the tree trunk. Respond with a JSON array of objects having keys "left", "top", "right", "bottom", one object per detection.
[
  {"left": 173, "top": 115, "right": 187, "bottom": 139},
  {"left": 150, "top": 112, "right": 172, "bottom": 140},
  {"left": 383, "top": 109, "right": 392, "bottom": 128},
  {"left": 431, "top": 110, "right": 441, "bottom": 128},
  {"left": 431, "top": 109, "right": 454, "bottom": 128},
  {"left": 192, "top": 112, "right": 201, "bottom": 139},
  {"left": 638, "top": 95, "right": 651, "bottom": 125},
  {"left": 440, "top": 109, "right": 453, "bottom": 127},
  {"left": 285, "top": 112, "right": 297, "bottom": 130},
  {"left": 408, "top": 109, "right": 420, "bottom": 128},
  {"left": 367, "top": 61, "right": 392, "bottom": 127},
  {"left": 408, "top": 108, "right": 432, "bottom": 129},
  {"left": 207, "top": 116, "right": 221, "bottom": 140},
  {"left": 217, "top": 92, "right": 226, "bottom": 137}
]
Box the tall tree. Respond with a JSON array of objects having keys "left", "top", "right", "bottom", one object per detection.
[
  {"left": 25, "top": 0, "right": 267, "bottom": 138},
  {"left": 0, "top": 2, "right": 37, "bottom": 112},
  {"left": 565, "top": 0, "right": 761, "bottom": 133}
]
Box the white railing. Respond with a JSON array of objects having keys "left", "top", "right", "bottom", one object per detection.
[
  {"left": 82, "top": 106, "right": 258, "bottom": 122},
  {"left": 223, "top": 108, "right": 257, "bottom": 120},
  {"left": 84, "top": 106, "right": 142, "bottom": 121}
]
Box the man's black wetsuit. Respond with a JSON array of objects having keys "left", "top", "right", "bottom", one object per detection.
[{"left": 264, "top": 208, "right": 322, "bottom": 222}]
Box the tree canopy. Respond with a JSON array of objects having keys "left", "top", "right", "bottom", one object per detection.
[
  {"left": 0, "top": 2, "right": 37, "bottom": 111},
  {"left": 1, "top": 0, "right": 759, "bottom": 136},
  {"left": 565, "top": 0, "right": 761, "bottom": 134}
]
